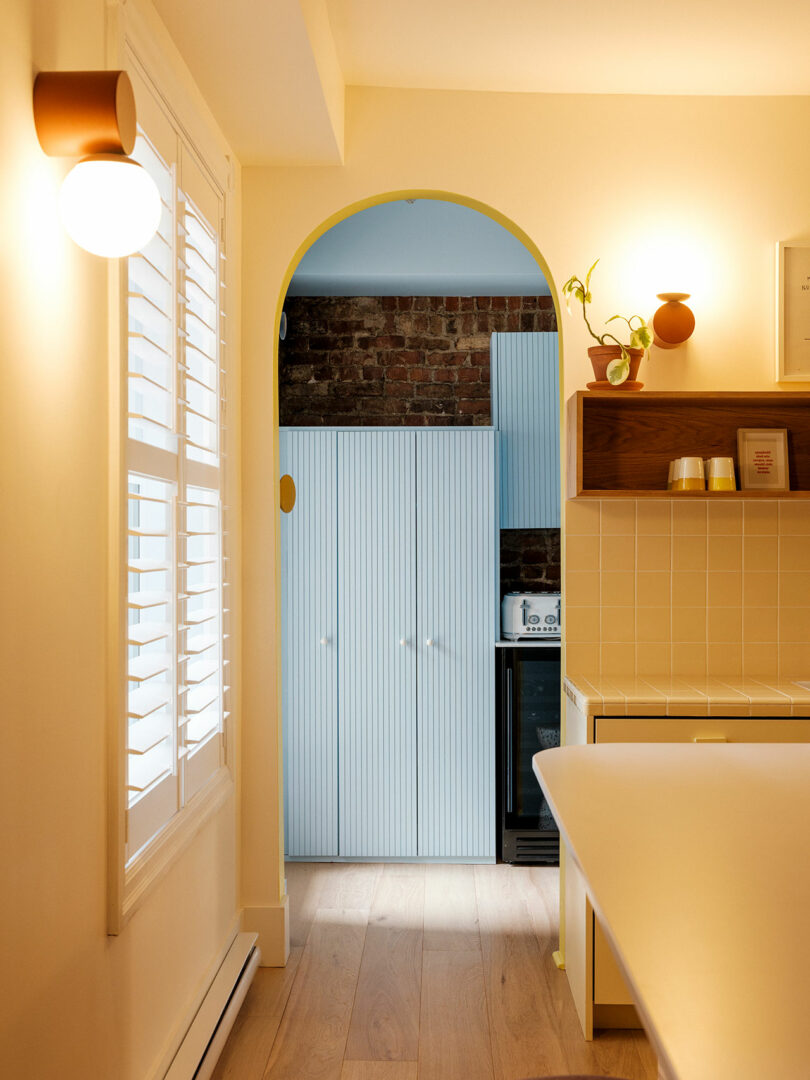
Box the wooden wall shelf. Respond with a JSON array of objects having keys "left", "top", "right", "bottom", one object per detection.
[{"left": 567, "top": 391, "right": 810, "bottom": 499}]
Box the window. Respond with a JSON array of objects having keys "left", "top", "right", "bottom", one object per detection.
[{"left": 124, "top": 100, "right": 229, "bottom": 867}]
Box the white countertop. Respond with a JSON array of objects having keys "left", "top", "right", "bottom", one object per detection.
[
  {"left": 565, "top": 673, "right": 810, "bottom": 716},
  {"left": 533, "top": 742, "right": 810, "bottom": 1080}
]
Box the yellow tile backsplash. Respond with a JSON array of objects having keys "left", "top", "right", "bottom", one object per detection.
[{"left": 564, "top": 497, "right": 810, "bottom": 680}]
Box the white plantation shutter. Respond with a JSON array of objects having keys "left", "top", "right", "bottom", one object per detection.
[{"left": 124, "top": 102, "right": 228, "bottom": 864}]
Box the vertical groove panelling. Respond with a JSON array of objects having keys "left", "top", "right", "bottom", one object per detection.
[
  {"left": 338, "top": 432, "right": 417, "bottom": 857},
  {"left": 280, "top": 430, "right": 338, "bottom": 856},
  {"left": 417, "top": 431, "right": 496, "bottom": 858},
  {"left": 492, "top": 332, "right": 560, "bottom": 528}
]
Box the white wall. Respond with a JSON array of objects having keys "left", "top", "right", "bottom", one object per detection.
[
  {"left": 240, "top": 85, "right": 810, "bottom": 916},
  {"left": 0, "top": 1, "right": 240, "bottom": 1077}
]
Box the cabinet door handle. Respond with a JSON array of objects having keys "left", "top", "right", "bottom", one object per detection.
[
  {"left": 319, "top": 637, "right": 328, "bottom": 646},
  {"left": 693, "top": 736, "right": 728, "bottom": 743},
  {"left": 426, "top": 638, "right": 434, "bottom": 647},
  {"left": 399, "top": 638, "right": 407, "bottom": 646}
]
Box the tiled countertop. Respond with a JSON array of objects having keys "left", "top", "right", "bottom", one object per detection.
[{"left": 564, "top": 673, "right": 810, "bottom": 717}]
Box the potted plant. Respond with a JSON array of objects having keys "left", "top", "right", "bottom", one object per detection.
[{"left": 562, "top": 260, "right": 653, "bottom": 387}]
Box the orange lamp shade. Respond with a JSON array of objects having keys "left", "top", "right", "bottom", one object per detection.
[{"left": 651, "top": 292, "right": 695, "bottom": 350}]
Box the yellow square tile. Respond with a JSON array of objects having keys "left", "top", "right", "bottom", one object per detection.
[
  {"left": 600, "top": 606, "right": 636, "bottom": 643},
  {"left": 778, "top": 572, "right": 810, "bottom": 608},
  {"left": 601, "top": 572, "right": 635, "bottom": 606},
  {"left": 708, "top": 607, "right": 742, "bottom": 642},
  {"left": 743, "top": 501, "right": 778, "bottom": 534},
  {"left": 673, "top": 534, "right": 707, "bottom": 572},
  {"left": 672, "top": 643, "right": 707, "bottom": 676},
  {"left": 742, "top": 572, "right": 777, "bottom": 607},
  {"left": 779, "top": 608, "right": 810, "bottom": 642},
  {"left": 565, "top": 606, "right": 601, "bottom": 643},
  {"left": 565, "top": 499, "right": 601, "bottom": 536},
  {"left": 636, "top": 501, "right": 671, "bottom": 535},
  {"left": 707, "top": 501, "right": 743, "bottom": 534},
  {"left": 778, "top": 501, "right": 810, "bottom": 535},
  {"left": 708, "top": 644, "right": 742, "bottom": 676},
  {"left": 673, "top": 500, "right": 707, "bottom": 535},
  {"left": 636, "top": 571, "right": 671, "bottom": 606},
  {"left": 636, "top": 643, "right": 671, "bottom": 675},
  {"left": 779, "top": 644, "right": 810, "bottom": 677},
  {"left": 708, "top": 572, "right": 742, "bottom": 607},
  {"left": 671, "top": 572, "right": 708, "bottom": 607},
  {"left": 600, "top": 643, "right": 636, "bottom": 676},
  {"left": 566, "top": 571, "right": 601, "bottom": 606},
  {"left": 672, "top": 607, "right": 707, "bottom": 643},
  {"left": 600, "top": 534, "right": 636, "bottom": 572},
  {"left": 637, "top": 535, "right": 671, "bottom": 572},
  {"left": 708, "top": 535, "right": 742, "bottom": 573},
  {"left": 779, "top": 535, "right": 810, "bottom": 571},
  {"left": 600, "top": 501, "right": 637, "bottom": 535},
  {"left": 743, "top": 607, "right": 778, "bottom": 643},
  {"left": 743, "top": 644, "right": 778, "bottom": 677},
  {"left": 564, "top": 643, "right": 601, "bottom": 674},
  {"left": 743, "top": 536, "right": 778, "bottom": 572},
  {"left": 637, "top": 607, "right": 671, "bottom": 643},
  {"left": 566, "top": 535, "right": 601, "bottom": 572}
]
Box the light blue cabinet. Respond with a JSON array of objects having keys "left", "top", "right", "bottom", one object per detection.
[
  {"left": 417, "top": 431, "right": 496, "bottom": 858},
  {"left": 280, "top": 427, "right": 496, "bottom": 860},
  {"left": 279, "top": 429, "right": 338, "bottom": 857},
  {"left": 491, "top": 331, "right": 560, "bottom": 528},
  {"left": 338, "top": 432, "right": 417, "bottom": 857}
]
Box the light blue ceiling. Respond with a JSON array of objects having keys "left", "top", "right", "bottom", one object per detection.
[{"left": 287, "top": 199, "right": 549, "bottom": 297}]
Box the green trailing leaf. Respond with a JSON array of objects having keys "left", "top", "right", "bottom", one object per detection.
[
  {"left": 562, "top": 260, "right": 654, "bottom": 359},
  {"left": 606, "top": 357, "right": 630, "bottom": 385},
  {"left": 585, "top": 259, "right": 599, "bottom": 289}
]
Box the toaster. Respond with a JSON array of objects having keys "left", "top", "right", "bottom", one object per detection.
[{"left": 502, "top": 592, "right": 561, "bottom": 640}]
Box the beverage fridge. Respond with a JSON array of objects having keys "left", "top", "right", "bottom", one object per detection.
[{"left": 496, "top": 643, "right": 561, "bottom": 864}]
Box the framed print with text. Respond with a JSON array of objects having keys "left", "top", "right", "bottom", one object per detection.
[
  {"left": 777, "top": 241, "right": 810, "bottom": 381},
  {"left": 737, "top": 428, "right": 790, "bottom": 491}
]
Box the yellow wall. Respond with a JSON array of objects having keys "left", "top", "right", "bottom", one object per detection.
[
  {"left": 0, "top": 1, "right": 240, "bottom": 1077},
  {"left": 241, "top": 85, "right": 810, "bottom": 900}
]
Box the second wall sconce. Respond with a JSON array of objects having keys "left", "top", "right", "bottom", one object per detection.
[
  {"left": 650, "top": 292, "right": 695, "bottom": 350},
  {"left": 33, "top": 70, "right": 161, "bottom": 258}
]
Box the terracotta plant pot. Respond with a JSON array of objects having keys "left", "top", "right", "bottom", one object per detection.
[{"left": 587, "top": 345, "right": 644, "bottom": 384}]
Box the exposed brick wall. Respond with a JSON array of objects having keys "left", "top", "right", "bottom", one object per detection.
[
  {"left": 500, "top": 529, "right": 561, "bottom": 598},
  {"left": 279, "top": 295, "right": 557, "bottom": 426}
]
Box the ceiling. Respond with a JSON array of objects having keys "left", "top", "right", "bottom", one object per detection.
[{"left": 151, "top": 0, "right": 810, "bottom": 165}]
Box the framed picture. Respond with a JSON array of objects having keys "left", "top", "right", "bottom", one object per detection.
[
  {"left": 737, "top": 428, "right": 790, "bottom": 491},
  {"left": 776, "top": 241, "right": 810, "bottom": 381}
]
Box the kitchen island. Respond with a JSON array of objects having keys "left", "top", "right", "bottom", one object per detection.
[
  {"left": 533, "top": 741, "right": 810, "bottom": 1080},
  {"left": 554, "top": 673, "right": 810, "bottom": 1043}
]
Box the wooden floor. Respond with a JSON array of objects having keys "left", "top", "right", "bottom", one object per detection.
[{"left": 212, "top": 863, "right": 658, "bottom": 1080}]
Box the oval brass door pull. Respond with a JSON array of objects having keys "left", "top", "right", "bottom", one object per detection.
[{"left": 280, "top": 474, "right": 296, "bottom": 513}]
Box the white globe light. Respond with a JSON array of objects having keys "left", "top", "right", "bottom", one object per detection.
[{"left": 59, "top": 154, "right": 161, "bottom": 258}]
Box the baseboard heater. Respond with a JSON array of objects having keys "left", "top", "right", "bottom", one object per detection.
[{"left": 164, "top": 932, "right": 261, "bottom": 1080}]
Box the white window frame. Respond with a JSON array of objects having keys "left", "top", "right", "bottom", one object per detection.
[{"left": 106, "top": 0, "right": 237, "bottom": 933}]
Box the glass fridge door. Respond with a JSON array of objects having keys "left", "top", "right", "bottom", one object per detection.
[{"left": 504, "top": 647, "right": 561, "bottom": 831}]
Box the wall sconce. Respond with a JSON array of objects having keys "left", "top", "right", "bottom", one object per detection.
[
  {"left": 650, "top": 292, "right": 695, "bottom": 350},
  {"left": 33, "top": 71, "right": 161, "bottom": 258}
]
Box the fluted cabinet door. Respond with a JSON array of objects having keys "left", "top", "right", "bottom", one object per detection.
[
  {"left": 416, "top": 430, "right": 497, "bottom": 858},
  {"left": 338, "top": 431, "right": 417, "bottom": 857},
  {"left": 492, "top": 331, "right": 560, "bottom": 528},
  {"left": 280, "top": 429, "right": 338, "bottom": 857}
]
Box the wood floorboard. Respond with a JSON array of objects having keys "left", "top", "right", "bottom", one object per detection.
[
  {"left": 418, "top": 950, "right": 495, "bottom": 1080},
  {"left": 263, "top": 908, "right": 367, "bottom": 1080},
  {"left": 218, "top": 864, "right": 657, "bottom": 1080},
  {"left": 340, "top": 1062, "right": 418, "bottom": 1079},
  {"left": 422, "top": 863, "right": 481, "bottom": 951},
  {"left": 344, "top": 869, "right": 424, "bottom": 1062},
  {"left": 210, "top": 949, "right": 302, "bottom": 1080}
]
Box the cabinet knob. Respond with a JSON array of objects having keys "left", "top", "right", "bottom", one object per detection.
[
  {"left": 319, "top": 637, "right": 328, "bottom": 646},
  {"left": 426, "top": 638, "right": 434, "bottom": 647},
  {"left": 399, "top": 638, "right": 407, "bottom": 646}
]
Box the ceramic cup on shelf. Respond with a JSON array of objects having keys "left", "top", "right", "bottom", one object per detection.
[
  {"left": 667, "top": 459, "right": 680, "bottom": 490},
  {"left": 672, "top": 456, "right": 706, "bottom": 491},
  {"left": 707, "top": 456, "right": 736, "bottom": 491}
]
